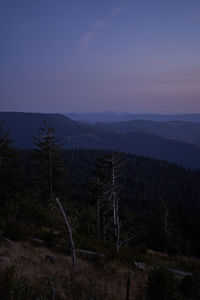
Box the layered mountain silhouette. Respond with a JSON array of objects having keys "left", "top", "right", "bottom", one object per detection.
[
  {"left": 1, "top": 111, "right": 200, "bottom": 169},
  {"left": 95, "top": 120, "right": 200, "bottom": 145},
  {"left": 66, "top": 112, "right": 200, "bottom": 123}
]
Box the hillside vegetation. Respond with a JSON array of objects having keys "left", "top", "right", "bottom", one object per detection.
[
  {"left": 1, "top": 112, "right": 200, "bottom": 168},
  {"left": 1, "top": 240, "right": 200, "bottom": 300},
  {"left": 0, "top": 120, "right": 200, "bottom": 299}
]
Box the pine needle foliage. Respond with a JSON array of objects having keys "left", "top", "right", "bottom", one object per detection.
[
  {"left": 0, "top": 122, "right": 23, "bottom": 207},
  {"left": 33, "top": 120, "right": 68, "bottom": 203}
]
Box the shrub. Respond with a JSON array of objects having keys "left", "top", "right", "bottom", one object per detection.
[
  {"left": 180, "top": 275, "right": 200, "bottom": 300},
  {"left": 148, "top": 267, "right": 181, "bottom": 300}
]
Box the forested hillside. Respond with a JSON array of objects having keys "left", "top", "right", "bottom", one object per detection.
[
  {"left": 1, "top": 111, "right": 200, "bottom": 169},
  {"left": 67, "top": 112, "right": 200, "bottom": 123},
  {"left": 0, "top": 121, "right": 200, "bottom": 299},
  {"left": 1, "top": 117, "right": 199, "bottom": 256},
  {"left": 95, "top": 120, "right": 200, "bottom": 145},
  {"left": 1, "top": 118, "right": 200, "bottom": 255},
  {"left": 20, "top": 148, "right": 200, "bottom": 255}
]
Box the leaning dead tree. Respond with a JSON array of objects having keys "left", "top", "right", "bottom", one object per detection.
[{"left": 55, "top": 197, "right": 76, "bottom": 271}]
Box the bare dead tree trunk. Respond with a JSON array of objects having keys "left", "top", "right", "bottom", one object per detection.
[
  {"left": 55, "top": 197, "right": 76, "bottom": 271},
  {"left": 163, "top": 201, "right": 168, "bottom": 253},
  {"left": 112, "top": 155, "right": 120, "bottom": 252},
  {"left": 112, "top": 156, "right": 117, "bottom": 235},
  {"left": 97, "top": 197, "right": 100, "bottom": 241},
  {"left": 49, "top": 147, "right": 53, "bottom": 200},
  {"left": 103, "top": 216, "right": 106, "bottom": 242},
  {"left": 116, "top": 193, "right": 120, "bottom": 252},
  {"left": 96, "top": 154, "right": 122, "bottom": 251}
]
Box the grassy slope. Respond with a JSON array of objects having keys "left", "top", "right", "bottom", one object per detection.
[
  {"left": 0, "top": 240, "right": 199, "bottom": 300},
  {"left": 0, "top": 241, "right": 147, "bottom": 300}
]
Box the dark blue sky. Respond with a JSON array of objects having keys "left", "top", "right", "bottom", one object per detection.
[{"left": 1, "top": 0, "right": 200, "bottom": 113}]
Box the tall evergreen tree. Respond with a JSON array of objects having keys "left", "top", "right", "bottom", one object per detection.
[
  {"left": 33, "top": 120, "right": 68, "bottom": 203},
  {"left": 0, "top": 122, "right": 22, "bottom": 207}
]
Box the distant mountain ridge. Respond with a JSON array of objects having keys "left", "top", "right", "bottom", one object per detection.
[
  {"left": 95, "top": 119, "right": 200, "bottom": 145},
  {"left": 66, "top": 112, "right": 200, "bottom": 123},
  {"left": 1, "top": 111, "right": 200, "bottom": 169}
]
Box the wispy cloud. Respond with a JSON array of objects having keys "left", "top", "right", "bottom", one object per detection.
[
  {"left": 77, "top": 1, "right": 125, "bottom": 54},
  {"left": 77, "top": 31, "right": 97, "bottom": 54},
  {"left": 93, "top": 19, "right": 108, "bottom": 30},
  {"left": 143, "top": 58, "right": 168, "bottom": 65},
  {"left": 112, "top": 6, "right": 123, "bottom": 16}
]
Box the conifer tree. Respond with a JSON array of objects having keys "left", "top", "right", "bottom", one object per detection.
[
  {"left": 151, "top": 197, "right": 181, "bottom": 254},
  {"left": 0, "top": 121, "right": 22, "bottom": 207},
  {"left": 33, "top": 120, "right": 68, "bottom": 203}
]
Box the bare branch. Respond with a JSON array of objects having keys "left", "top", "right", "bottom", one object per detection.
[{"left": 55, "top": 197, "right": 76, "bottom": 271}]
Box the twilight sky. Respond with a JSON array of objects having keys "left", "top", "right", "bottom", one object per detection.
[{"left": 1, "top": 0, "right": 200, "bottom": 113}]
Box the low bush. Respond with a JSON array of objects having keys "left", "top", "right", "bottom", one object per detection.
[{"left": 148, "top": 267, "right": 181, "bottom": 300}]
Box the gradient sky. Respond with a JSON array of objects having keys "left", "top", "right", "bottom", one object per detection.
[{"left": 1, "top": 0, "right": 200, "bottom": 113}]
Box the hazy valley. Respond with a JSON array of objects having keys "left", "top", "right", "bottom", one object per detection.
[{"left": 2, "top": 111, "right": 200, "bottom": 169}]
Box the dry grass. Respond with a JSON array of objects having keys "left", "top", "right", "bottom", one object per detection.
[
  {"left": 0, "top": 240, "right": 148, "bottom": 300},
  {"left": 2, "top": 241, "right": 198, "bottom": 299},
  {"left": 146, "top": 249, "right": 200, "bottom": 273}
]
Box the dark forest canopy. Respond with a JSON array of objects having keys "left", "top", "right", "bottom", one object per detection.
[
  {"left": 62, "top": 149, "right": 200, "bottom": 212},
  {"left": 19, "top": 148, "right": 200, "bottom": 256},
  {"left": 1, "top": 119, "right": 200, "bottom": 257},
  {"left": 19, "top": 148, "right": 200, "bottom": 209},
  {"left": 19, "top": 148, "right": 200, "bottom": 213}
]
